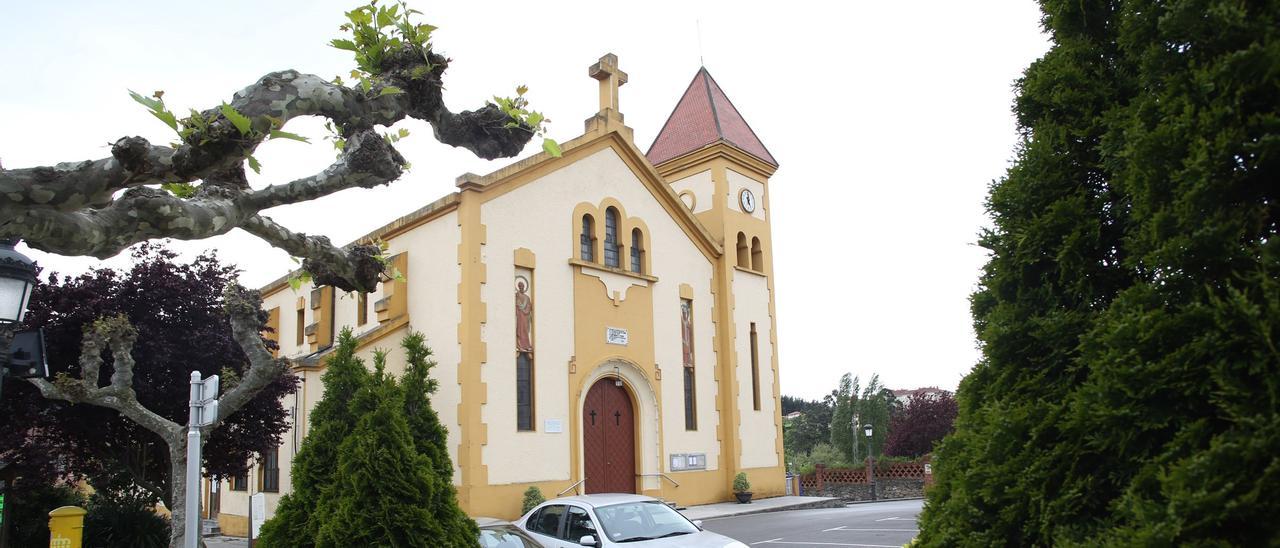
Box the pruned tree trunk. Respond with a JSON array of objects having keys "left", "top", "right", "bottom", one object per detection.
[{"left": 168, "top": 443, "right": 191, "bottom": 547}]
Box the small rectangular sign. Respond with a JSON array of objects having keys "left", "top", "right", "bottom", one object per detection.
[
  {"left": 199, "top": 374, "right": 220, "bottom": 403},
  {"left": 606, "top": 327, "right": 628, "bottom": 346},
  {"left": 544, "top": 419, "right": 563, "bottom": 433},
  {"left": 197, "top": 400, "right": 219, "bottom": 427},
  {"left": 669, "top": 452, "right": 707, "bottom": 471}
]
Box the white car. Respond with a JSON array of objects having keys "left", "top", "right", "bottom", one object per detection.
[{"left": 516, "top": 494, "right": 748, "bottom": 547}]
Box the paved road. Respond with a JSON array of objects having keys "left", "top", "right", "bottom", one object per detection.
[
  {"left": 701, "top": 499, "right": 922, "bottom": 547},
  {"left": 204, "top": 535, "right": 247, "bottom": 548}
]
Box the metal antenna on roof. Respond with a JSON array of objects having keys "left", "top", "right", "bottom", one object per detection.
[{"left": 696, "top": 19, "right": 705, "bottom": 67}]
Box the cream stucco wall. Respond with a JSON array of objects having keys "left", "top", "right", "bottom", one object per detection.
[
  {"left": 656, "top": 283, "right": 719, "bottom": 473},
  {"left": 669, "top": 169, "right": 713, "bottom": 215},
  {"left": 733, "top": 270, "right": 778, "bottom": 469},
  {"left": 397, "top": 210, "right": 465, "bottom": 483},
  {"left": 479, "top": 146, "right": 719, "bottom": 485},
  {"left": 726, "top": 168, "right": 767, "bottom": 222}
]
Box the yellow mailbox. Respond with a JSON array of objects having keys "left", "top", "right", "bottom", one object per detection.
[{"left": 48, "top": 505, "right": 86, "bottom": 548}]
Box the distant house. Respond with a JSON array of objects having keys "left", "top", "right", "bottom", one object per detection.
[
  {"left": 783, "top": 411, "right": 804, "bottom": 422},
  {"left": 891, "top": 386, "right": 949, "bottom": 404}
]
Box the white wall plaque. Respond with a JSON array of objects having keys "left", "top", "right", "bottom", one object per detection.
[
  {"left": 669, "top": 453, "right": 707, "bottom": 471},
  {"left": 544, "top": 419, "right": 563, "bottom": 433},
  {"left": 606, "top": 327, "right": 629, "bottom": 346}
]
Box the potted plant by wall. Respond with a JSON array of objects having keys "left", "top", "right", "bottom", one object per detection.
[
  {"left": 733, "top": 472, "right": 753, "bottom": 504},
  {"left": 521, "top": 486, "right": 546, "bottom": 515}
]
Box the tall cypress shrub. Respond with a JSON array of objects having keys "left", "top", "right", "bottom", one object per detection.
[
  {"left": 919, "top": 0, "right": 1278, "bottom": 545},
  {"left": 401, "top": 332, "right": 478, "bottom": 543},
  {"left": 315, "top": 350, "right": 478, "bottom": 548},
  {"left": 259, "top": 329, "right": 369, "bottom": 547},
  {"left": 260, "top": 331, "right": 478, "bottom": 547}
]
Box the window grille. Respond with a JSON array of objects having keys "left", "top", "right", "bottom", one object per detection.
[
  {"left": 604, "top": 208, "right": 620, "bottom": 268},
  {"left": 581, "top": 215, "right": 595, "bottom": 262},
  {"left": 630, "top": 229, "right": 644, "bottom": 274}
]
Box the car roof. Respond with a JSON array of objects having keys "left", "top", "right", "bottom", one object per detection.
[{"left": 544, "top": 493, "right": 657, "bottom": 508}]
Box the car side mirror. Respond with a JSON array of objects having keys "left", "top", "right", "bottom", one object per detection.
[
  {"left": 579, "top": 535, "right": 598, "bottom": 546},
  {"left": 693, "top": 519, "right": 704, "bottom": 529}
]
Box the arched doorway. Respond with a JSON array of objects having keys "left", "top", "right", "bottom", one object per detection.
[{"left": 583, "top": 377, "right": 636, "bottom": 494}]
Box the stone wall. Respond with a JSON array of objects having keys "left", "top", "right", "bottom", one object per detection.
[{"left": 803, "top": 478, "right": 924, "bottom": 501}]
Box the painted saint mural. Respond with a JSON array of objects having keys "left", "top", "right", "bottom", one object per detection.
[
  {"left": 516, "top": 271, "right": 534, "bottom": 430},
  {"left": 681, "top": 298, "right": 697, "bottom": 430},
  {"left": 681, "top": 299, "right": 694, "bottom": 367},
  {"left": 515, "top": 274, "right": 534, "bottom": 353}
]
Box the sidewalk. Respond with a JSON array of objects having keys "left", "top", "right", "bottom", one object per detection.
[
  {"left": 204, "top": 535, "right": 247, "bottom": 548},
  {"left": 678, "top": 495, "right": 844, "bottom": 521}
]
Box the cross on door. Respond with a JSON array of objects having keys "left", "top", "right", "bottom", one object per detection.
[
  {"left": 590, "top": 410, "right": 597, "bottom": 425},
  {"left": 614, "top": 410, "right": 622, "bottom": 426}
]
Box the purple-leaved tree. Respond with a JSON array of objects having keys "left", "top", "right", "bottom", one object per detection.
[{"left": 884, "top": 391, "right": 958, "bottom": 458}]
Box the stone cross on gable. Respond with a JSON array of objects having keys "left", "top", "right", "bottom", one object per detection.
[{"left": 589, "top": 53, "right": 628, "bottom": 114}]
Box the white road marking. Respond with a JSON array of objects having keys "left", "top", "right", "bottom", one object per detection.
[
  {"left": 751, "top": 539, "right": 783, "bottom": 545},
  {"left": 753, "top": 541, "right": 904, "bottom": 547},
  {"left": 874, "top": 516, "right": 917, "bottom": 522},
  {"left": 821, "top": 526, "right": 920, "bottom": 532}
]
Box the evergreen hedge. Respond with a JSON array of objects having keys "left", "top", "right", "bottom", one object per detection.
[
  {"left": 259, "top": 330, "right": 476, "bottom": 547},
  {"left": 918, "top": 0, "right": 1279, "bottom": 545}
]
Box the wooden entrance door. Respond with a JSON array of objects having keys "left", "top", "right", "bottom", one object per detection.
[
  {"left": 583, "top": 377, "right": 636, "bottom": 494},
  {"left": 207, "top": 480, "right": 220, "bottom": 518}
]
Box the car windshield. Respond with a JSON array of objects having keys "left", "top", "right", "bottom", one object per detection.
[{"left": 594, "top": 501, "right": 699, "bottom": 543}]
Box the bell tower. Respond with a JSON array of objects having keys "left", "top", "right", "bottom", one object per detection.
[
  {"left": 646, "top": 67, "right": 778, "bottom": 267},
  {"left": 645, "top": 68, "right": 783, "bottom": 489}
]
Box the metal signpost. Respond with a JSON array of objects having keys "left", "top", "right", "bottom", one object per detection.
[{"left": 185, "top": 372, "right": 219, "bottom": 548}]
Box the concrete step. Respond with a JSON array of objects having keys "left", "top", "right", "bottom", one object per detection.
[{"left": 202, "top": 518, "right": 221, "bottom": 536}]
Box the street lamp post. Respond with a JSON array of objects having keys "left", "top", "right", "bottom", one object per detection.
[
  {"left": 0, "top": 240, "right": 36, "bottom": 333},
  {"left": 0, "top": 239, "right": 38, "bottom": 547},
  {"left": 0, "top": 239, "right": 41, "bottom": 400},
  {"left": 864, "top": 423, "right": 876, "bottom": 501}
]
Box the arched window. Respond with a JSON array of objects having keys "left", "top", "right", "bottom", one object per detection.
[
  {"left": 630, "top": 228, "right": 644, "bottom": 274},
  {"left": 736, "top": 232, "right": 750, "bottom": 268},
  {"left": 751, "top": 237, "right": 764, "bottom": 271},
  {"left": 581, "top": 215, "right": 596, "bottom": 262},
  {"left": 604, "top": 207, "right": 621, "bottom": 268}
]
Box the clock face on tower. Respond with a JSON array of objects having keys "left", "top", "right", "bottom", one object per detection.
[{"left": 739, "top": 188, "right": 757, "bottom": 213}]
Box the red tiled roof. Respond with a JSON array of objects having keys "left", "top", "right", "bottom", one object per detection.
[{"left": 646, "top": 68, "right": 777, "bottom": 167}]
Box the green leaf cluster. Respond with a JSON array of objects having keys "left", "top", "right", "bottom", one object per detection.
[
  {"left": 331, "top": 0, "right": 436, "bottom": 93},
  {"left": 917, "top": 1, "right": 1280, "bottom": 545},
  {"left": 259, "top": 329, "right": 477, "bottom": 547},
  {"left": 491, "top": 86, "right": 562, "bottom": 157}
]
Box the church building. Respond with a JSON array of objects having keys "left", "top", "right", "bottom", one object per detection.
[{"left": 210, "top": 53, "right": 784, "bottom": 533}]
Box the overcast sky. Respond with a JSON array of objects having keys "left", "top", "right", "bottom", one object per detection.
[{"left": 1, "top": 1, "right": 1050, "bottom": 400}]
